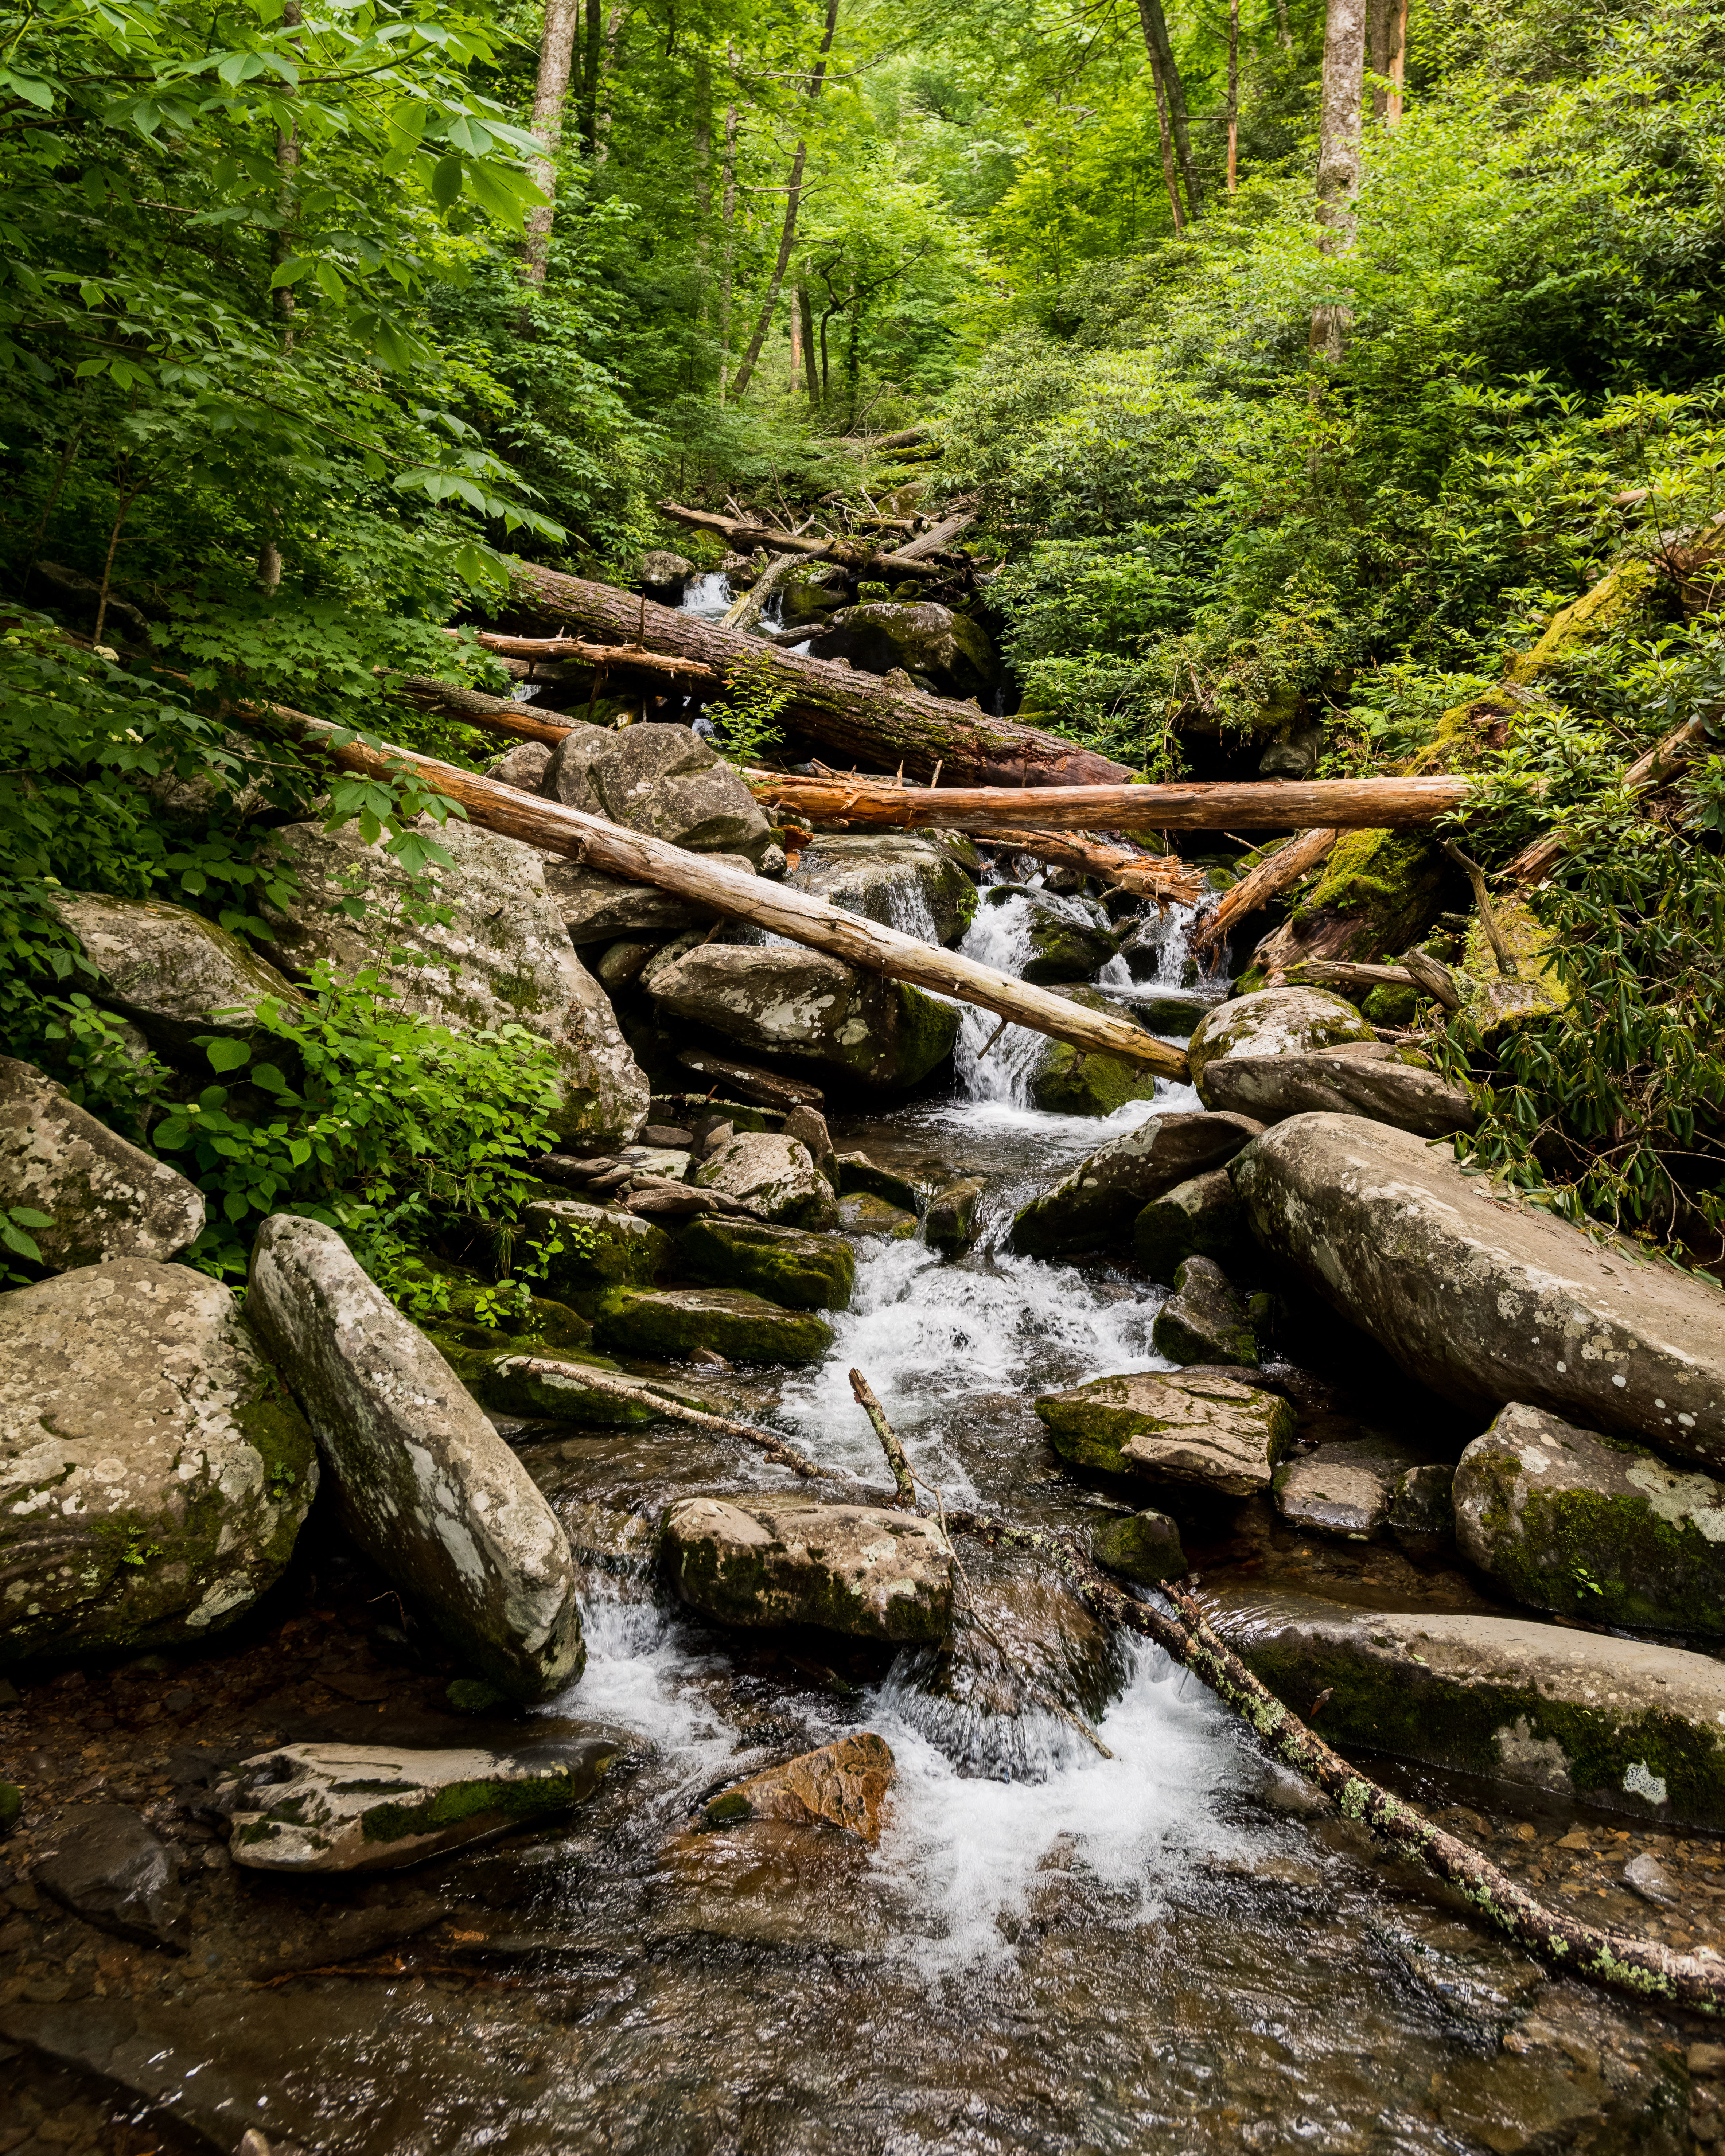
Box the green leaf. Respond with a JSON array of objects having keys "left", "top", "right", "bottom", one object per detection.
[
  {"left": 206, "top": 1039, "right": 251, "bottom": 1073},
  {"left": 430, "top": 155, "right": 463, "bottom": 212},
  {"left": 1, "top": 1221, "right": 43, "bottom": 1262}
]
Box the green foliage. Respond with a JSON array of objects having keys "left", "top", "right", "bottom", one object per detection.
[{"left": 702, "top": 657, "right": 789, "bottom": 768}]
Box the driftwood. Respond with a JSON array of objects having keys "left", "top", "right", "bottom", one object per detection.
[
  {"left": 1508, "top": 710, "right": 1716, "bottom": 884},
  {"left": 1191, "top": 827, "right": 1339, "bottom": 956},
  {"left": 657, "top": 500, "right": 949, "bottom": 583},
  {"left": 723, "top": 551, "right": 801, "bottom": 635},
  {"left": 1286, "top": 959, "right": 1416, "bottom": 993},
  {"left": 468, "top": 632, "right": 717, "bottom": 683},
  {"left": 507, "top": 560, "right": 1137, "bottom": 786},
  {"left": 491, "top": 1355, "right": 825, "bottom": 1480},
  {"left": 253, "top": 706, "right": 1191, "bottom": 1080}
]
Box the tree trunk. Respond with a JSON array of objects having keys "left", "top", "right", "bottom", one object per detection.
[
  {"left": 1147, "top": 50, "right": 1185, "bottom": 231},
  {"left": 1135, "top": 0, "right": 1202, "bottom": 221},
  {"left": 976, "top": 830, "right": 1205, "bottom": 905},
  {"left": 1368, "top": 0, "right": 1408, "bottom": 122},
  {"left": 789, "top": 282, "right": 803, "bottom": 386},
  {"left": 523, "top": 0, "right": 581, "bottom": 284},
  {"left": 579, "top": 0, "right": 602, "bottom": 155},
  {"left": 596, "top": 3, "right": 625, "bottom": 165},
  {"left": 1274, "top": 0, "right": 1293, "bottom": 50},
  {"left": 1311, "top": 0, "right": 1367, "bottom": 362},
  {"left": 1227, "top": 0, "right": 1240, "bottom": 190},
  {"left": 799, "top": 283, "right": 819, "bottom": 402},
  {"left": 389, "top": 677, "right": 594, "bottom": 745},
  {"left": 718, "top": 87, "right": 737, "bottom": 397},
  {"left": 1191, "top": 826, "right": 1339, "bottom": 955},
  {"left": 721, "top": 550, "right": 799, "bottom": 633}
]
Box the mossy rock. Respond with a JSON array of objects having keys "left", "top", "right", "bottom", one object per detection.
[
  {"left": 471, "top": 1349, "right": 688, "bottom": 1427},
  {"left": 1091, "top": 1509, "right": 1187, "bottom": 1584},
  {"left": 1289, "top": 828, "right": 1453, "bottom": 966},
  {"left": 1036, "top": 1368, "right": 1294, "bottom": 1497},
  {"left": 1504, "top": 560, "right": 1662, "bottom": 684},
  {"left": 1457, "top": 895, "right": 1569, "bottom": 1038},
  {"left": 675, "top": 1214, "right": 855, "bottom": 1312},
  {"left": 1133, "top": 1170, "right": 1246, "bottom": 1283},
  {"left": 1028, "top": 988, "right": 1161, "bottom": 1117},
  {"left": 835, "top": 1154, "right": 923, "bottom": 1214},
  {"left": 592, "top": 1286, "right": 834, "bottom": 1366},
  {"left": 521, "top": 1201, "right": 670, "bottom": 1309},
  {"left": 838, "top": 1192, "right": 919, "bottom": 1240}
]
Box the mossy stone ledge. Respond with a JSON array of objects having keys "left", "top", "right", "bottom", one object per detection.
[
  {"left": 675, "top": 1214, "right": 855, "bottom": 1312},
  {"left": 593, "top": 1285, "right": 835, "bottom": 1366}
]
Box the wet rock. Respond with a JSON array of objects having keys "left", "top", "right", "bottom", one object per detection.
[
  {"left": 1198, "top": 1041, "right": 1479, "bottom": 1140},
  {"left": 595, "top": 937, "right": 661, "bottom": 990},
  {"left": 649, "top": 944, "right": 959, "bottom": 1090},
  {"left": 1188, "top": 987, "right": 1375, "bottom": 1100},
  {"left": 522, "top": 1200, "right": 670, "bottom": 1305},
  {"left": 1151, "top": 1255, "right": 1258, "bottom": 1367},
  {"left": 812, "top": 601, "right": 1000, "bottom": 702},
  {"left": 1201, "top": 1583, "right": 1725, "bottom": 1829},
  {"left": 1387, "top": 1461, "right": 1456, "bottom": 1555},
  {"left": 663, "top": 1495, "right": 953, "bottom": 1642},
  {"left": 0, "top": 1055, "right": 205, "bottom": 1268},
  {"left": 780, "top": 560, "right": 849, "bottom": 626},
  {"left": 476, "top": 1351, "right": 684, "bottom": 1428},
  {"left": 699, "top": 1732, "right": 895, "bottom": 1844},
  {"left": 48, "top": 891, "right": 302, "bottom": 1058},
  {"left": 1624, "top": 1851, "right": 1678, "bottom": 1906},
  {"left": 1133, "top": 1169, "right": 1246, "bottom": 1282},
  {"left": 1274, "top": 1434, "right": 1428, "bottom": 1541},
  {"left": 835, "top": 1153, "right": 922, "bottom": 1213},
  {"left": 980, "top": 885, "right": 1116, "bottom": 983},
  {"left": 543, "top": 856, "right": 742, "bottom": 946},
  {"left": 639, "top": 548, "right": 694, "bottom": 598},
  {"left": 678, "top": 1045, "right": 824, "bottom": 1111},
  {"left": 247, "top": 1215, "right": 585, "bottom": 1702},
  {"left": 1035, "top": 1368, "right": 1296, "bottom": 1496},
  {"left": 837, "top": 1192, "right": 918, "bottom": 1240},
  {"left": 925, "top": 1177, "right": 984, "bottom": 1257},
  {"left": 790, "top": 834, "right": 976, "bottom": 947},
  {"left": 1230, "top": 1112, "right": 1725, "bottom": 1460},
  {"left": 261, "top": 818, "right": 649, "bottom": 1145},
  {"left": 694, "top": 1130, "right": 840, "bottom": 1230},
  {"left": 782, "top": 1104, "right": 838, "bottom": 1186},
  {"left": 676, "top": 1214, "right": 854, "bottom": 1311},
  {"left": 1454, "top": 1401, "right": 1725, "bottom": 1633},
  {"left": 1028, "top": 987, "right": 1163, "bottom": 1117},
  {"left": 1090, "top": 1508, "right": 1187, "bottom": 1583},
  {"left": 482, "top": 740, "right": 552, "bottom": 792},
  {"left": 33, "top": 1805, "right": 187, "bottom": 1950},
  {"left": 593, "top": 1285, "right": 834, "bottom": 1365},
  {"left": 541, "top": 720, "right": 772, "bottom": 862},
  {"left": 216, "top": 1738, "right": 618, "bottom": 1871},
  {"left": 1007, "top": 1110, "right": 1263, "bottom": 1258},
  {"left": 0, "top": 1259, "right": 317, "bottom": 1660}
]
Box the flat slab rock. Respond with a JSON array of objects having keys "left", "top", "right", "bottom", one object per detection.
[
  {"left": 676, "top": 1213, "right": 854, "bottom": 1312},
  {"left": 1200, "top": 1585, "right": 1725, "bottom": 1830},
  {"left": 1231, "top": 1112, "right": 1725, "bottom": 1465},
  {"left": 593, "top": 1285, "right": 834, "bottom": 1366},
  {"left": 1274, "top": 1434, "right": 1430, "bottom": 1541},
  {"left": 1035, "top": 1368, "right": 1296, "bottom": 1497},
  {"left": 33, "top": 1804, "right": 188, "bottom": 1950},
  {"left": 1199, "top": 1043, "right": 1478, "bottom": 1141},
  {"left": 699, "top": 1732, "right": 896, "bottom": 1844},
  {"left": 663, "top": 1496, "right": 954, "bottom": 1642},
  {"left": 215, "top": 1739, "right": 619, "bottom": 1871}
]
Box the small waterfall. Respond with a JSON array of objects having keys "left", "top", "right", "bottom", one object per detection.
[
  {"left": 953, "top": 889, "right": 1050, "bottom": 1107},
  {"left": 680, "top": 570, "right": 732, "bottom": 620}
]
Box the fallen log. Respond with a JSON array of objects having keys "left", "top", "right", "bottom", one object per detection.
[
  {"left": 1507, "top": 710, "right": 1716, "bottom": 884},
  {"left": 657, "top": 501, "right": 949, "bottom": 584},
  {"left": 1191, "top": 827, "right": 1339, "bottom": 956},
  {"left": 969, "top": 828, "right": 1205, "bottom": 907},
  {"left": 389, "top": 677, "right": 586, "bottom": 748},
  {"left": 1286, "top": 959, "right": 1415, "bottom": 993},
  {"left": 253, "top": 707, "right": 1191, "bottom": 1081},
  {"left": 507, "top": 560, "right": 1137, "bottom": 787},
  {"left": 723, "top": 551, "right": 801, "bottom": 635},
  {"left": 468, "top": 632, "right": 716, "bottom": 683}
]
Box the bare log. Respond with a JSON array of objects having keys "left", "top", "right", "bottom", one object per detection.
[
  {"left": 492, "top": 1356, "right": 827, "bottom": 1480},
  {"left": 1508, "top": 711, "right": 1716, "bottom": 884},
  {"left": 973, "top": 828, "right": 1206, "bottom": 907},
  {"left": 388, "top": 677, "right": 585, "bottom": 748},
  {"left": 723, "top": 550, "right": 801, "bottom": 635},
  {"left": 1191, "top": 826, "right": 1339, "bottom": 956},
  {"left": 253, "top": 707, "right": 1191, "bottom": 1081},
  {"left": 1287, "top": 959, "right": 1415, "bottom": 992},
  {"left": 507, "top": 560, "right": 1137, "bottom": 787},
  {"left": 469, "top": 633, "right": 716, "bottom": 683},
  {"left": 883, "top": 508, "right": 975, "bottom": 564},
  {"left": 656, "top": 501, "right": 947, "bottom": 584},
  {"left": 1398, "top": 946, "right": 1464, "bottom": 1010}
]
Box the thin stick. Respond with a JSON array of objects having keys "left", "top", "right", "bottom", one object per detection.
[
  {"left": 849, "top": 1367, "right": 914, "bottom": 1505},
  {"left": 1439, "top": 836, "right": 1519, "bottom": 979}
]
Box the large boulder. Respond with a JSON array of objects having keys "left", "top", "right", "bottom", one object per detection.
[
  {"left": 662, "top": 1495, "right": 953, "bottom": 1642},
  {"left": 646, "top": 944, "right": 959, "bottom": 1091},
  {"left": 692, "top": 1131, "right": 840, "bottom": 1230},
  {"left": 1035, "top": 1368, "right": 1295, "bottom": 1496},
  {"left": 592, "top": 1285, "right": 833, "bottom": 1366},
  {"left": 246, "top": 1216, "right": 585, "bottom": 1702},
  {"left": 1188, "top": 987, "right": 1374, "bottom": 1101},
  {"left": 638, "top": 549, "right": 694, "bottom": 598},
  {"left": 1027, "top": 987, "right": 1162, "bottom": 1118},
  {"left": 676, "top": 1215, "right": 854, "bottom": 1311},
  {"left": 48, "top": 892, "right": 301, "bottom": 1057},
  {"left": 0, "top": 1259, "right": 317, "bottom": 1661},
  {"left": 811, "top": 601, "right": 1000, "bottom": 702},
  {"left": 260, "top": 818, "right": 648, "bottom": 1146},
  {"left": 1202, "top": 1586, "right": 1725, "bottom": 1831},
  {"left": 0, "top": 1057, "right": 204, "bottom": 1269},
  {"left": 1132, "top": 1169, "right": 1246, "bottom": 1282},
  {"left": 1007, "top": 1111, "right": 1262, "bottom": 1258},
  {"left": 1455, "top": 1403, "right": 1725, "bottom": 1633},
  {"left": 540, "top": 721, "right": 772, "bottom": 863},
  {"left": 790, "top": 834, "right": 976, "bottom": 947},
  {"left": 543, "top": 860, "right": 723, "bottom": 948},
  {"left": 1231, "top": 1114, "right": 1725, "bottom": 1463},
  {"left": 978, "top": 886, "right": 1115, "bottom": 984},
  {"left": 1198, "top": 1042, "right": 1478, "bottom": 1140}
]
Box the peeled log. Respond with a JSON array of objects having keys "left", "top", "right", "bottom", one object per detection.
[
  {"left": 253, "top": 707, "right": 1190, "bottom": 1082},
  {"left": 1191, "top": 827, "right": 1339, "bottom": 955}
]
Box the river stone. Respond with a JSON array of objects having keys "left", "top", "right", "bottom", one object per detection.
[
  {"left": 0, "top": 1056, "right": 205, "bottom": 1268},
  {"left": 812, "top": 601, "right": 1000, "bottom": 701},
  {"left": 541, "top": 721, "right": 772, "bottom": 862},
  {"left": 1188, "top": 987, "right": 1375, "bottom": 1099},
  {"left": 663, "top": 1495, "right": 953, "bottom": 1642},
  {"left": 483, "top": 741, "right": 552, "bottom": 793},
  {"left": 48, "top": 892, "right": 303, "bottom": 1057},
  {"left": 838, "top": 1192, "right": 919, "bottom": 1240},
  {"left": 1274, "top": 1434, "right": 1429, "bottom": 1541},
  {"left": 1152, "top": 1256, "right": 1258, "bottom": 1367},
  {"left": 1133, "top": 1169, "right": 1246, "bottom": 1282},
  {"left": 980, "top": 885, "right": 1117, "bottom": 984},
  {"left": 1230, "top": 1113, "right": 1725, "bottom": 1462},
  {"left": 648, "top": 944, "right": 959, "bottom": 1091},
  {"left": 781, "top": 560, "right": 849, "bottom": 626},
  {"left": 676, "top": 1215, "right": 854, "bottom": 1311},
  {"left": 694, "top": 1131, "right": 840, "bottom": 1230},
  {"left": 217, "top": 1738, "right": 619, "bottom": 1872},
  {"left": 33, "top": 1806, "right": 188, "bottom": 1950},
  {"left": 0, "top": 1259, "right": 317, "bottom": 1661},
  {"left": 1200, "top": 1586, "right": 1725, "bottom": 1830},
  {"left": 1199, "top": 1042, "right": 1479, "bottom": 1140},
  {"left": 477, "top": 1351, "right": 690, "bottom": 1429},
  {"left": 1035, "top": 1368, "right": 1296, "bottom": 1496},
  {"left": 836, "top": 1154, "right": 922, "bottom": 1213},
  {"left": 593, "top": 1285, "right": 834, "bottom": 1366},
  {"left": 926, "top": 1177, "right": 985, "bottom": 1257},
  {"left": 246, "top": 1216, "right": 584, "bottom": 1703},
  {"left": 521, "top": 1201, "right": 669, "bottom": 1306},
  {"left": 782, "top": 1104, "right": 838, "bottom": 1188},
  {"left": 699, "top": 1732, "right": 896, "bottom": 1844},
  {"left": 1091, "top": 1508, "right": 1187, "bottom": 1584},
  {"left": 790, "top": 834, "right": 976, "bottom": 947},
  {"left": 1388, "top": 1461, "right": 1456, "bottom": 1555},
  {"left": 639, "top": 549, "right": 694, "bottom": 597},
  {"left": 1008, "top": 1110, "right": 1263, "bottom": 1258},
  {"left": 543, "top": 862, "right": 706, "bottom": 946},
  {"left": 260, "top": 818, "right": 649, "bottom": 1146},
  {"left": 1454, "top": 1402, "right": 1725, "bottom": 1633},
  {"left": 1027, "top": 986, "right": 1163, "bottom": 1117}
]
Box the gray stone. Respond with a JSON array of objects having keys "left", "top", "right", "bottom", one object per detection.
[
  {"left": 0, "top": 1057, "right": 204, "bottom": 1269},
  {"left": 639, "top": 549, "right": 694, "bottom": 596},
  {"left": 246, "top": 1216, "right": 584, "bottom": 1703},
  {"left": 789, "top": 834, "right": 976, "bottom": 947},
  {"left": 1152, "top": 1255, "right": 1258, "bottom": 1367},
  {"left": 482, "top": 741, "right": 552, "bottom": 793},
  {"left": 838, "top": 1192, "right": 919, "bottom": 1240},
  {"left": 1454, "top": 1402, "right": 1725, "bottom": 1634},
  {"left": 1008, "top": 1111, "right": 1263, "bottom": 1258},
  {"left": 34, "top": 1806, "right": 187, "bottom": 1950},
  {"left": 811, "top": 601, "right": 1000, "bottom": 701},
  {"left": 1200, "top": 1585, "right": 1725, "bottom": 1830},
  {"left": 662, "top": 1495, "right": 953, "bottom": 1642},
  {"left": 0, "top": 1259, "right": 317, "bottom": 1661},
  {"left": 779, "top": 560, "right": 849, "bottom": 627},
  {"left": 1188, "top": 987, "right": 1374, "bottom": 1099},
  {"left": 1199, "top": 1042, "right": 1478, "bottom": 1139},
  {"left": 694, "top": 1131, "right": 840, "bottom": 1230},
  {"left": 1090, "top": 1508, "right": 1187, "bottom": 1584},
  {"left": 1035, "top": 1368, "right": 1296, "bottom": 1496},
  {"left": 217, "top": 1738, "right": 618, "bottom": 1872},
  {"left": 260, "top": 818, "right": 648, "bottom": 1145},
  {"left": 781, "top": 1104, "right": 838, "bottom": 1185},
  {"left": 48, "top": 892, "right": 302, "bottom": 1057},
  {"left": 1230, "top": 1113, "right": 1725, "bottom": 1463},
  {"left": 1274, "top": 1434, "right": 1428, "bottom": 1540},
  {"left": 1133, "top": 1169, "right": 1245, "bottom": 1282},
  {"left": 540, "top": 721, "right": 772, "bottom": 862},
  {"left": 592, "top": 1285, "right": 834, "bottom": 1366},
  {"left": 1387, "top": 1461, "right": 1456, "bottom": 1554},
  {"left": 925, "top": 1177, "right": 985, "bottom": 1257},
  {"left": 594, "top": 937, "right": 661, "bottom": 990},
  {"left": 836, "top": 1154, "right": 922, "bottom": 1213},
  {"left": 675, "top": 1214, "right": 854, "bottom": 1311},
  {"left": 544, "top": 851, "right": 755, "bottom": 947},
  {"left": 1624, "top": 1852, "right": 1678, "bottom": 1906},
  {"left": 647, "top": 944, "right": 959, "bottom": 1091}
]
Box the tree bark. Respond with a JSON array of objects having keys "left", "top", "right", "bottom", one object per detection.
[
  {"left": 1311, "top": 0, "right": 1366, "bottom": 362},
  {"left": 389, "top": 677, "right": 593, "bottom": 745},
  {"left": 1135, "top": 0, "right": 1202, "bottom": 221},
  {"left": 718, "top": 84, "right": 738, "bottom": 397},
  {"left": 1227, "top": 0, "right": 1240, "bottom": 190},
  {"left": 256, "top": 709, "right": 1192, "bottom": 1080},
  {"left": 799, "top": 283, "right": 819, "bottom": 402},
  {"left": 523, "top": 0, "right": 581, "bottom": 284},
  {"left": 1147, "top": 49, "right": 1185, "bottom": 231},
  {"left": 1191, "top": 826, "right": 1339, "bottom": 955},
  {"left": 1368, "top": 0, "right": 1408, "bottom": 122},
  {"left": 579, "top": 0, "right": 602, "bottom": 155}
]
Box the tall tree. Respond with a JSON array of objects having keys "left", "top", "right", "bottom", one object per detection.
[
  {"left": 580, "top": 0, "right": 603, "bottom": 156},
  {"left": 1149, "top": 61, "right": 1185, "bottom": 230},
  {"left": 1136, "top": 0, "right": 1202, "bottom": 220},
  {"left": 1226, "top": 0, "right": 1240, "bottom": 192},
  {"left": 1368, "top": 0, "right": 1409, "bottom": 123},
  {"left": 523, "top": 0, "right": 581, "bottom": 285},
  {"left": 1311, "top": 0, "right": 1366, "bottom": 363}
]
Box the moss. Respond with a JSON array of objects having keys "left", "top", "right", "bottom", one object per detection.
[
  {"left": 358, "top": 1754, "right": 616, "bottom": 1847},
  {"left": 1504, "top": 560, "right": 1661, "bottom": 683},
  {"left": 1457, "top": 894, "right": 1570, "bottom": 1038},
  {"left": 1030, "top": 1042, "right": 1161, "bottom": 1117},
  {"left": 675, "top": 1215, "right": 855, "bottom": 1312},
  {"left": 1091, "top": 1510, "right": 1186, "bottom": 1584},
  {"left": 593, "top": 1286, "right": 835, "bottom": 1366},
  {"left": 1293, "top": 829, "right": 1452, "bottom": 963},
  {"left": 836, "top": 1157, "right": 923, "bottom": 1213},
  {"left": 523, "top": 1202, "right": 670, "bottom": 1308},
  {"left": 889, "top": 980, "right": 964, "bottom": 1085}
]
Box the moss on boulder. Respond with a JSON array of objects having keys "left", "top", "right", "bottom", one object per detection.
[
  {"left": 1035, "top": 1368, "right": 1294, "bottom": 1496},
  {"left": 593, "top": 1285, "right": 834, "bottom": 1366},
  {"left": 675, "top": 1214, "right": 855, "bottom": 1311}
]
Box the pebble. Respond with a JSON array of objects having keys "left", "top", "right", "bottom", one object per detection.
[{"left": 1623, "top": 1852, "right": 1679, "bottom": 1906}]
